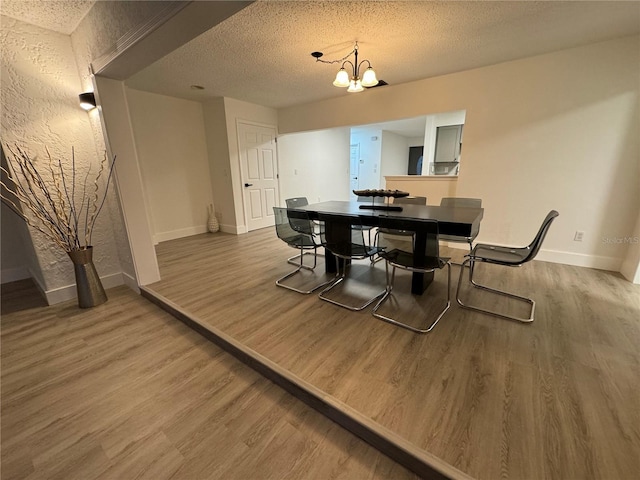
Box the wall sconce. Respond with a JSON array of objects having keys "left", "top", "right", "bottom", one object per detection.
[{"left": 79, "top": 92, "right": 96, "bottom": 111}]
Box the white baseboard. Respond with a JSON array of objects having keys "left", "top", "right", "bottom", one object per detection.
[
  {"left": 1, "top": 266, "right": 31, "bottom": 284},
  {"left": 122, "top": 272, "right": 140, "bottom": 293},
  {"left": 446, "top": 243, "right": 623, "bottom": 272},
  {"left": 220, "top": 223, "right": 247, "bottom": 235},
  {"left": 154, "top": 225, "right": 208, "bottom": 244},
  {"left": 535, "top": 249, "right": 622, "bottom": 272},
  {"left": 44, "top": 272, "right": 125, "bottom": 306}
]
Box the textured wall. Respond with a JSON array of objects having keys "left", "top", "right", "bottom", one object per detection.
[
  {"left": 1, "top": 15, "right": 122, "bottom": 296},
  {"left": 70, "top": 1, "right": 170, "bottom": 281}
]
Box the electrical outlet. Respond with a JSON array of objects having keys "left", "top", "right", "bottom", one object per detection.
[{"left": 574, "top": 231, "right": 584, "bottom": 242}]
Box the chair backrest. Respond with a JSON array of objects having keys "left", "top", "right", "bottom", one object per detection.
[
  {"left": 440, "top": 197, "right": 482, "bottom": 208},
  {"left": 317, "top": 213, "right": 366, "bottom": 258},
  {"left": 394, "top": 196, "right": 426, "bottom": 205},
  {"left": 285, "top": 197, "right": 309, "bottom": 208},
  {"left": 284, "top": 198, "right": 314, "bottom": 235},
  {"left": 357, "top": 195, "right": 384, "bottom": 204},
  {"left": 523, "top": 210, "right": 559, "bottom": 263},
  {"left": 377, "top": 217, "right": 440, "bottom": 262},
  {"left": 273, "top": 207, "right": 300, "bottom": 246}
]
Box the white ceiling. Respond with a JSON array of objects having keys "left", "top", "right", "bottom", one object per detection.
[
  {"left": 2, "top": 0, "right": 638, "bottom": 111},
  {"left": 1, "top": 0, "right": 95, "bottom": 35},
  {"left": 125, "top": 0, "right": 640, "bottom": 109}
]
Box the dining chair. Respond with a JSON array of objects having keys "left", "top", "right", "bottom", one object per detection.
[
  {"left": 273, "top": 207, "right": 334, "bottom": 294},
  {"left": 317, "top": 212, "right": 386, "bottom": 311},
  {"left": 372, "top": 218, "right": 451, "bottom": 333},
  {"left": 284, "top": 197, "right": 319, "bottom": 266},
  {"left": 456, "top": 210, "right": 559, "bottom": 322},
  {"left": 374, "top": 196, "right": 427, "bottom": 250},
  {"left": 285, "top": 196, "right": 309, "bottom": 208}
]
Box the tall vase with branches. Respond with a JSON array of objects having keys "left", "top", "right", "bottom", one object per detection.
[{"left": 1, "top": 143, "right": 116, "bottom": 307}]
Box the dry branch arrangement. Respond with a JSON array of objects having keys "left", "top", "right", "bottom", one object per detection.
[{"left": 1, "top": 144, "right": 116, "bottom": 252}]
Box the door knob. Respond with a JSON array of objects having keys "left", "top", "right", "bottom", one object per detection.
[{"left": 244, "top": 183, "right": 253, "bottom": 187}]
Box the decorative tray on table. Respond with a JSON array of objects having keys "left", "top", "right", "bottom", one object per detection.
[{"left": 353, "top": 189, "right": 410, "bottom": 211}]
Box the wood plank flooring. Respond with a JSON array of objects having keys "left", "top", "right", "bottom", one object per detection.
[
  {"left": 146, "top": 229, "right": 640, "bottom": 480},
  {"left": 1, "top": 284, "right": 420, "bottom": 480}
]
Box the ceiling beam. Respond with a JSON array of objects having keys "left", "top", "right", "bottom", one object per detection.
[{"left": 93, "top": 1, "right": 253, "bottom": 80}]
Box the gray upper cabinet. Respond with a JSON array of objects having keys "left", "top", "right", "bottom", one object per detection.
[{"left": 434, "top": 124, "right": 463, "bottom": 163}]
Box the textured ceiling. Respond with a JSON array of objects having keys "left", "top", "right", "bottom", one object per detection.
[
  {"left": 1, "top": 0, "right": 95, "bottom": 35},
  {"left": 126, "top": 0, "right": 640, "bottom": 109}
]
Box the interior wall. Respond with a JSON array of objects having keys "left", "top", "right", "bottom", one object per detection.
[
  {"left": 1, "top": 203, "right": 29, "bottom": 283},
  {"left": 203, "top": 97, "right": 234, "bottom": 232},
  {"left": 384, "top": 177, "right": 458, "bottom": 206},
  {"left": 278, "top": 35, "right": 640, "bottom": 272},
  {"left": 0, "top": 15, "right": 124, "bottom": 302},
  {"left": 278, "top": 128, "right": 351, "bottom": 203},
  {"left": 380, "top": 131, "right": 411, "bottom": 179},
  {"left": 70, "top": 0, "right": 166, "bottom": 284},
  {"left": 408, "top": 136, "right": 424, "bottom": 147},
  {"left": 127, "top": 88, "right": 213, "bottom": 243},
  {"left": 620, "top": 209, "right": 640, "bottom": 283}
]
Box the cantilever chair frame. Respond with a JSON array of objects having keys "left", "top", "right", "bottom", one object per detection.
[
  {"left": 284, "top": 197, "right": 322, "bottom": 268},
  {"left": 456, "top": 210, "right": 559, "bottom": 323},
  {"left": 372, "top": 218, "right": 451, "bottom": 333},
  {"left": 317, "top": 212, "right": 386, "bottom": 311},
  {"left": 273, "top": 207, "right": 334, "bottom": 295},
  {"left": 439, "top": 197, "right": 483, "bottom": 265}
]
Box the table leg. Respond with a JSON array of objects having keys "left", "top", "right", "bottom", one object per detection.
[
  {"left": 324, "top": 249, "right": 349, "bottom": 273},
  {"left": 412, "top": 231, "right": 435, "bottom": 295}
]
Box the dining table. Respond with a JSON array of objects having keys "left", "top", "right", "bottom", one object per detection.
[{"left": 288, "top": 200, "right": 484, "bottom": 295}]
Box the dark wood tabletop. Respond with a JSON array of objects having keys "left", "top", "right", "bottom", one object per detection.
[
  {"left": 289, "top": 201, "right": 484, "bottom": 295},
  {"left": 293, "top": 201, "right": 483, "bottom": 237}
]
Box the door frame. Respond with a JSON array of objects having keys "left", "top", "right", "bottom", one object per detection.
[
  {"left": 349, "top": 143, "right": 360, "bottom": 200},
  {"left": 235, "top": 119, "right": 281, "bottom": 232}
]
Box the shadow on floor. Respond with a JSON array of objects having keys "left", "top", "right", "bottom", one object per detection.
[{"left": 1, "top": 278, "right": 48, "bottom": 315}]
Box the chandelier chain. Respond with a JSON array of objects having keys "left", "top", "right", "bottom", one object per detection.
[{"left": 314, "top": 48, "right": 356, "bottom": 65}]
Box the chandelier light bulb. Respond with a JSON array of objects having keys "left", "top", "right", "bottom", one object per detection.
[
  {"left": 347, "top": 79, "right": 364, "bottom": 93},
  {"left": 316, "top": 43, "right": 380, "bottom": 93},
  {"left": 361, "top": 67, "right": 378, "bottom": 87},
  {"left": 333, "top": 68, "right": 350, "bottom": 87}
]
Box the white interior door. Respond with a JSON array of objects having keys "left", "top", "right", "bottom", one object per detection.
[
  {"left": 238, "top": 122, "right": 279, "bottom": 231},
  {"left": 349, "top": 143, "right": 360, "bottom": 199}
]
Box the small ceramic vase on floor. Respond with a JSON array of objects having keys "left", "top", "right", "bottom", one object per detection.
[{"left": 207, "top": 204, "right": 220, "bottom": 233}]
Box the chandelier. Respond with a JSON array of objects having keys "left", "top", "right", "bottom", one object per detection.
[{"left": 311, "top": 42, "right": 378, "bottom": 93}]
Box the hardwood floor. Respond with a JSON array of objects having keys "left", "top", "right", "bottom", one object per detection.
[
  {"left": 1, "top": 284, "right": 421, "bottom": 480},
  {"left": 146, "top": 229, "right": 640, "bottom": 480}
]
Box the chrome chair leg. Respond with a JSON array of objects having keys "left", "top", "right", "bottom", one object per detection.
[
  {"left": 448, "top": 240, "right": 473, "bottom": 267},
  {"left": 456, "top": 257, "right": 535, "bottom": 322},
  {"left": 287, "top": 250, "right": 323, "bottom": 270},
  {"left": 277, "top": 246, "right": 334, "bottom": 294},
  {"left": 318, "top": 257, "right": 385, "bottom": 311},
  {"left": 372, "top": 261, "right": 450, "bottom": 333}
]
